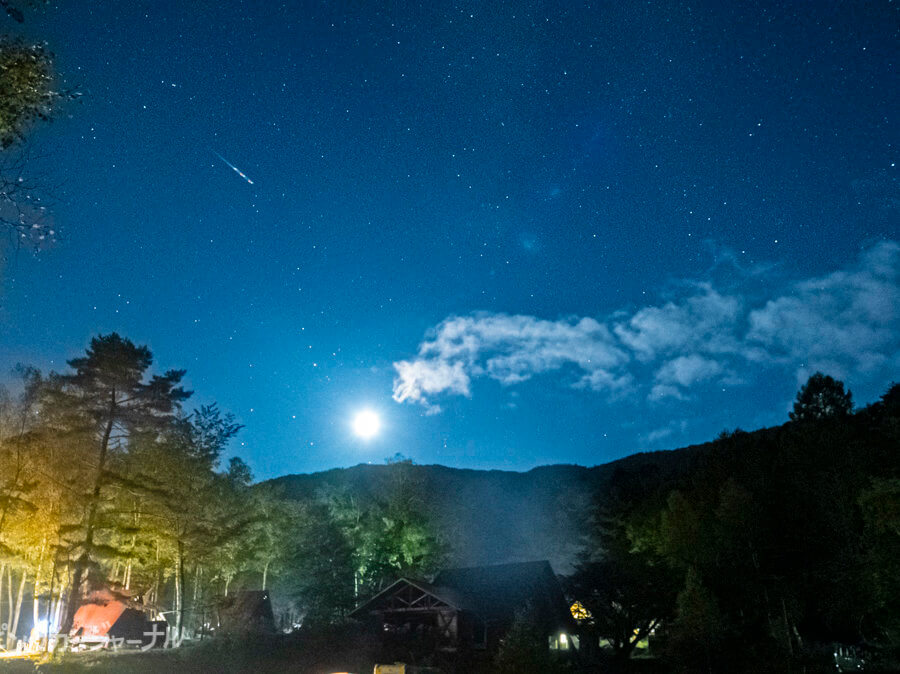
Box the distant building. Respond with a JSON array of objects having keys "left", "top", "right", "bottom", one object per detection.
[
  {"left": 350, "top": 560, "right": 575, "bottom": 655},
  {"left": 216, "top": 590, "right": 277, "bottom": 634}
]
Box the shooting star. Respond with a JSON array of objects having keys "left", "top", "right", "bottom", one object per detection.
[{"left": 213, "top": 150, "right": 254, "bottom": 185}]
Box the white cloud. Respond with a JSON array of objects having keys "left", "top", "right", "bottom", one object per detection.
[
  {"left": 746, "top": 241, "right": 900, "bottom": 376},
  {"left": 392, "top": 242, "right": 900, "bottom": 411},
  {"left": 392, "top": 359, "right": 470, "bottom": 409},
  {"left": 656, "top": 354, "right": 724, "bottom": 387},
  {"left": 644, "top": 426, "right": 675, "bottom": 443},
  {"left": 392, "top": 313, "right": 630, "bottom": 407},
  {"left": 642, "top": 419, "right": 690, "bottom": 445},
  {"left": 613, "top": 285, "right": 742, "bottom": 361},
  {"left": 648, "top": 383, "right": 686, "bottom": 401}
]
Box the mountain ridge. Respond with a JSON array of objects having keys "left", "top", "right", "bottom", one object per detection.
[{"left": 264, "top": 443, "right": 705, "bottom": 573}]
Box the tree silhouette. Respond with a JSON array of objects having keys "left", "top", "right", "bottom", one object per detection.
[{"left": 789, "top": 372, "right": 853, "bottom": 422}]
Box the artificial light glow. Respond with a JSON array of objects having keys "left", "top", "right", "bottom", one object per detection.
[
  {"left": 352, "top": 409, "right": 381, "bottom": 439},
  {"left": 570, "top": 600, "right": 592, "bottom": 621}
]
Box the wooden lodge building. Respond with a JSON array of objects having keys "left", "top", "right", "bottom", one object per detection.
[{"left": 350, "top": 560, "right": 576, "bottom": 656}]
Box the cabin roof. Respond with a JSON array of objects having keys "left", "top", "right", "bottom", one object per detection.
[
  {"left": 433, "top": 560, "right": 572, "bottom": 627},
  {"left": 349, "top": 577, "right": 465, "bottom": 617},
  {"left": 352, "top": 560, "right": 573, "bottom": 631}
]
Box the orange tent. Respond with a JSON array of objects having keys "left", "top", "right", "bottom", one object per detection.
[
  {"left": 71, "top": 599, "right": 128, "bottom": 640},
  {"left": 70, "top": 591, "right": 166, "bottom": 648}
]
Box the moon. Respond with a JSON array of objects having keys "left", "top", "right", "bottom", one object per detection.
[{"left": 352, "top": 409, "right": 381, "bottom": 440}]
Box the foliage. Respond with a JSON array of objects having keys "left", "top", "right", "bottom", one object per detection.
[
  {"left": 790, "top": 371, "right": 853, "bottom": 422},
  {"left": 0, "top": 334, "right": 287, "bottom": 647},
  {"left": 38, "top": 334, "right": 191, "bottom": 631},
  {"left": 568, "top": 467, "right": 676, "bottom": 662},
  {"left": 0, "top": 4, "right": 78, "bottom": 253},
  {"left": 324, "top": 456, "right": 447, "bottom": 600},
  {"left": 270, "top": 501, "right": 355, "bottom": 626},
  {"left": 493, "top": 605, "right": 561, "bottom": 674},
  {"left": 667, "top": 567, "right": 725, "bottom": 668},
  {"left": 0, "top": 38, "right": 56, "bottom": 150},
  {"left": 858, "top": 477, "right": 900, "bottom": 646},
  {"left": 571, "top": 373, "right": 899, "bottom": 670}
]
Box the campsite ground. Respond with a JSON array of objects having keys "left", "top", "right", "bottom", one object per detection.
[
  {"left": 0, "top": 632, "right": 382, "bottom": 674},
  {"left": 0, "top": 649, "right": 673, "bottom": 674},
  {"left": 0, "top": 642, "right": 677, "bottom": 674},
  {"left": 0, "top": 627, "right": 683, "bottom": 674}
]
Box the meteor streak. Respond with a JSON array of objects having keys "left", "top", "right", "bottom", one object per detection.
[{"left": 213, "top": 151, "right": 254, "bottom": 185}]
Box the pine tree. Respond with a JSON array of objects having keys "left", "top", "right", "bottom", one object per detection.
[{"left": 40, "top": 334, "right": 190, "bottom": 632}]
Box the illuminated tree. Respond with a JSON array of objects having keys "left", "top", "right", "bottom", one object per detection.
[
  {"left": 272, "top": 501, "right": 355, "bottom": 625},
  {"left": 0, "top": 38, "right": 57, "bottom": 147},
  {"left": 570, "top": 465, "right": 677, "bottom": 663},
  {"left": 327, "top": 458, "right": 446, "bottom": 598},
  {"left": 40, "top": 333, "right": 190, "bottom": 632},
  {"left": 125, "top": 405, "right": 242, "bottom": 640},
  {"left": 494, "top": 605, "right": 559, "bottom": 674}
]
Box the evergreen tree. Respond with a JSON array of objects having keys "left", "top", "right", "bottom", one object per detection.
[{"left": 40, "top": 334, "right": 190, "bottom": 631}]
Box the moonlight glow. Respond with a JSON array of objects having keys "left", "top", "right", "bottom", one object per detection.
[{"left": 352, "top": 409, "right": 381, "bottom": 440}]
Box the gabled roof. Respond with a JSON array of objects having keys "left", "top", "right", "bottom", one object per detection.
[
  {"left": 349, "top": 577, "right": 464, "bottom": 618},
  {"left": 352, "top": 560, "right": 574, "bottom": 632},
  {"left": 432, "top": 560, "right": 573, "bottom": 629}
]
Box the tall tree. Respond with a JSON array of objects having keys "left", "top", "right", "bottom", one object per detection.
[
  {"left": 125, "top": 404, "right": 241, "bottom": 641},
  {"left": 273, "top": 500, "right": 355, "bottom": 625},
  {"left": 41, "top": 333, "right": 190, "bottom": 631},
  {"left": 570, "top": 463, "right": 677, "bottom": 663}
]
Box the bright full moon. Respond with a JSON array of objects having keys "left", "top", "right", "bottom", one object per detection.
[{"left": 352, "top": 409, "right": 381, "bottom": 440}]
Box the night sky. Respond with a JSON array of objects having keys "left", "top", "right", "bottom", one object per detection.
[{"left": 0, "top": 1, "right": 897, "bottom": 479}]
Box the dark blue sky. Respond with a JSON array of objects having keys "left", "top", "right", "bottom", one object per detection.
[{"left": 0, "top": 1, "right": 897, "bottom": 479}]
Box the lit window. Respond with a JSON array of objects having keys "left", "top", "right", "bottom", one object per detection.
[{"left": 570, "top": 601, "right": 592, "bottom": 621}]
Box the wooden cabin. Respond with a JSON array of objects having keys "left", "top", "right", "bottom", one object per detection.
[{"left": 350, "top": 560, "right": 575, "bottom": 654}]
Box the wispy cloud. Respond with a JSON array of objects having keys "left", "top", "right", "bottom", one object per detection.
[
  {"left": 392, "top": 314, "right": 630, "bottom": 412},
  {"left": 642, "top": 419, "right": 690, "bottom": 444},
  {"left": 746, "top": 242, "right": 900, "bottom": 380},
  {"left": 613, "top": 285, "right": 742, "bottom": 361},
  {"left": 650, "top": 355, "right": 725, "bottom": 400},
  {"left": 393, "top": 241, "right": 900, "bottom": 411}
]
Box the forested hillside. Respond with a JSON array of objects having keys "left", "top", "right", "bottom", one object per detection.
[
  {"left": 267, "top": 451, "right": 691, "bottom": 574},
  {"left": 568, "top": 375, "right": 900, "bottom": 670},
  {"left": 268, "top": 376, "right": 900, "bottom": 670}
]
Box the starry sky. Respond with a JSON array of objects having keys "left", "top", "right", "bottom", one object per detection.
[{"left": 0, "top": 1, "right": 897, "bottom": 479}]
